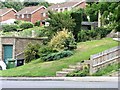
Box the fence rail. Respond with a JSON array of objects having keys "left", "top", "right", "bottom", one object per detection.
[{"left": 90, "top": 46, "right": 120, "bottom": 74}]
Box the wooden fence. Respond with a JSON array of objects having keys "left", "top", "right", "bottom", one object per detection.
[{"left": 89, "top": 46, "right": 120, "bottom": 74}]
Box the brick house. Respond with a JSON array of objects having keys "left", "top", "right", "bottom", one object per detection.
[
  {"left": 0, "top": 8, "right": 17, "bottom": 24},
  {"left": 40, "top": 0, "right": 86, "bottom": 25},
  {"left": 0, "top": 36, "right": 46, "bottom": 64},
  {"left": 15, "top": 6, "right": 46, "bottom": 24}
]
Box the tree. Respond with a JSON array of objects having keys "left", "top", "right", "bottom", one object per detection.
[
  {"left": 47, "top": 11, "right": 76, "bottom": 33},
  {"left": 23, "top": 0, "right": 45, "bottom": 7},
  {"left": 2, "top": 0, "right": 24, "bottom": 11},
  {"left": 71, "top": 9, "right": 83, "bottom": 41},
  {"left": 39, "top": 2, "right": 50, "bottom": 8}
]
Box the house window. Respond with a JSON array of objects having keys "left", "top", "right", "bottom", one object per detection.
[
  {"left": 17, "top": 15, "right": 19, "bottom": 19},
  {"left": 65, "top": 8, "right": 68, "bottom": 11},
  {"left": 26, "top": 14, "right": 29, "bottom": 18},
  {"left": 60, "top": 9, "right": 62, "bottom": 12},
  {"left": 22, "top": 14, "right": 24, "bottom": 18}
]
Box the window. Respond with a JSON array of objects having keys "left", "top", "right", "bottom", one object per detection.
[
  {"left": 17, "top": 15, "right": 19, "bottom": 19},
  {"left": 43, "top": 13, "right": 46, "bottom": 17},
  {"left": 26, "top": 14, "right": 29, "bottom": 18},
  {"left": 22, "top": 14, "right": 24, "bottom": 18},
  {"left": 65, "top": 8, "right": 68, "bottom": 11}
]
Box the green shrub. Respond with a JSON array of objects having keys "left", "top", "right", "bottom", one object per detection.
[
  {"left": 42, "top": 50, "right": 73, "bottom": 61},
  {"left": 78, "top": 27, "right": 112, "bottom": 42},
  {"left": 49, "top": 29, "right": 77, "bottom": 51},
  {"left": 24, "top": 43, "right": 41, "bottom": 63},
  {"left": 34, "top": 21, "right": 40, "bottom": 26},
  {"left": 20, "top": 22, "right": 34, "bottom": 30},
  {"left": 2, "top": 24, "right": 19, "bottom": 32}
]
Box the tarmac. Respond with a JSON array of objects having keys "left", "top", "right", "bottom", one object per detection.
[{"left": 0, "top": 77, "right": 119, "bottom": 82}]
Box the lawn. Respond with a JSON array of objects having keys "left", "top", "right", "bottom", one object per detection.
[{"left": 0, "top": 38, "right": 118, "bottom": 77}]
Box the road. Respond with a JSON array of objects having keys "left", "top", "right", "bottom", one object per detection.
[{"left": 0, "top": 80, "right": 119, "bottom": 89}]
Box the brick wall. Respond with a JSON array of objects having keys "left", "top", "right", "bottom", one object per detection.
[
  {"left": 0, "top": 10, "right": 16, "bottom": 22},
  {"left": 16, "top": 14, "right": 31, "bottom": 22}
]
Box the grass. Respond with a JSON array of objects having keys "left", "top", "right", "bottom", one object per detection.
[
  {"left": 0, "top": 38, "right": 118, "bottom": 77},
  {"left": 92, "top": 63, "right": 120, "bottom": 76}
]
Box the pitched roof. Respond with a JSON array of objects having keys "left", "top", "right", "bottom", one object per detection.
[
  {"left": 0, "top": 8, "right": 17, "bottom": 16},
  {"left": 41, "top": 0, "right": 85, "bottom": 13},
  {"left": 16, "top": 6, "right": 46, "bottom": 15}
]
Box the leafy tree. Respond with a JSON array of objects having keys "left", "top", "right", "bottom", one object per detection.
[
  {"left": 39, "top": 2, "right": 50, "bottom": 8},
  {"left": 2, "top": 0, "right": 24, "bottom": 11},
  {"left": 47, "top": 11, "right": 75, "bottom": 33},
  {"left": 71, "top": 9, "right": 83, "bottom": 41},
  {"left": 23, "top": 0, "right": 45, "bottom": 7}
]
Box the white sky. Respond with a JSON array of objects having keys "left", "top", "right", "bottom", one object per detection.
[
  {"left": 45, "top": 0, "right": 66, "bottom": 3},
  {"left": 0, "top": 0, "right": 66, "bottom": 3}
]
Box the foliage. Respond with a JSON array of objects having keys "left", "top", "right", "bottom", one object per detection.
[
  {"left": 34, "top": 21, "right": 40, "bottom": 26},
  {"left": 19, "top": 27, "right": 47, "bottom": 37},
  {"left": 42, "top": 50, "right": 73, "bottom": 61},
  {"left": 49, "top": 29, "right": 77, "bottom": 51},
  {"left": 47, "top": 11, "right": 76, "bottom": 33},
  {"left": 66, "top": 65, "right": 89, "bottom": 77},
  {"left": 24, "top": 43, "right": 41, "bottom": 63},
  {"left": 2, "top": 24, "right": 19, "bottom": 32},
  {"left": 78, "top": 27, "right": 112, "bottom": 42},
  {"left": 19, "top": 22, "right": 34, "bottom": 30},
  {"left": 71, "top": 9, "right": 83, "bottom": 41},
  {"left": 92, "top": 63, "right": 120, "bottom": 76},
  {"left": 2, "top": 0, "right": 24, "bottom": 11},
  {"left": 39, "top": 2, "right": 50, "bottom": 8},
  {"left": 0, "top": 38, "right": 118, "bottom": 76}
]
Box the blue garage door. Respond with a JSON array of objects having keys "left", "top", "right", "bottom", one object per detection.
[{"left": 3, "top": 45, "right": 13, "bottom": 63}]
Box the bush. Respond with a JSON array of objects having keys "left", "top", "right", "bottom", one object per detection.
[
  {"left": 20, "top": 22, "right": 34, "bottom": 30},
  {"left": 49, "top": 29, "right": 77, "bottom": 51},
  {"left": 78, "top": 27, "right": 112, "bottom": 42},
  {"left": 42, "top": 50, "right": 73, "bottom": 61},
  {"left": 34, "top": 21, "right": 40, "bottom": 26},
  {"left": 2, "top": 24, "right": 19, "bottom": 32},
  {"left": 24, "top": 43, "right": 41, "bottom": 63}
]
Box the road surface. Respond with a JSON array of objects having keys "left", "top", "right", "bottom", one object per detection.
[{"left": 0, "top": 80, "right": 118, "bottom": 89}]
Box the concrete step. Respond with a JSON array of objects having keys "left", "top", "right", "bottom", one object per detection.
[
  {"left": 69, "top": 65, "right": 83, "bottom": 70},
  {"left": 56, "top": 71, "right": 69, "bottom": 77},
  {"left": 62, "top": 68, "right": 75, "bottom": 72}
]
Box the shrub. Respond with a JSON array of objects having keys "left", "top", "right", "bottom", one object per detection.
[
  {"left": 78, "top": 27, "right": 112, "bottom": 42},
  {"left": 95, "top": 27, "right": 112, "bottom": 38},
  {"left": 24, "top": 43, "right": 41, "bottom": 63},
  {"left": 49, "top": 29, "right": 77, "bottom": 51},
  {"left": 42, "top": 50, "right": 73, "bottom": 61},
  {"left": 34, "top": 21, "right": 40, "bottom": 26},
  {"left": 20, "top": 22, "right": 34, "bottom": 30},
  {"left": 2, "top": 24, "right": 19, "bottom": 32}
]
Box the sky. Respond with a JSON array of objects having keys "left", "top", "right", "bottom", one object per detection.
[{"left": 45, "top": 0, "right": 66, "bottom": 3}]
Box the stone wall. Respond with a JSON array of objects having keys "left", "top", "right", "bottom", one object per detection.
[{"left": 89, "top": 46, "right": 120, "bottom": 74}]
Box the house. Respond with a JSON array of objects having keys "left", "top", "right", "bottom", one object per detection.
[
  {"left": 40, "top": 0, "right": 86, "bottom": 25},
  {"left": 0, "top": 8, "right": 17, "bottom": 24},
  {"left": 15, "top": 6, "right": 46, "bottom": 24},
  {"left": 0, "top": 36, "right": 46, "bottom": 65}
]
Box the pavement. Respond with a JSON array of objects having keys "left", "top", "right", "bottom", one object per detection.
[{"left": 0, "top": 77, "right": 119, "bottom": 82}]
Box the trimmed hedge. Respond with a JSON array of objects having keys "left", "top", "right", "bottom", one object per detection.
[{"left": 42, "top": 50, "right": 73, "bottom": 61}]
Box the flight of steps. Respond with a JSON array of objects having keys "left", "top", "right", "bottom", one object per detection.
[{"left": 56, "top": 62, "right": 87, "bottom": 77}]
